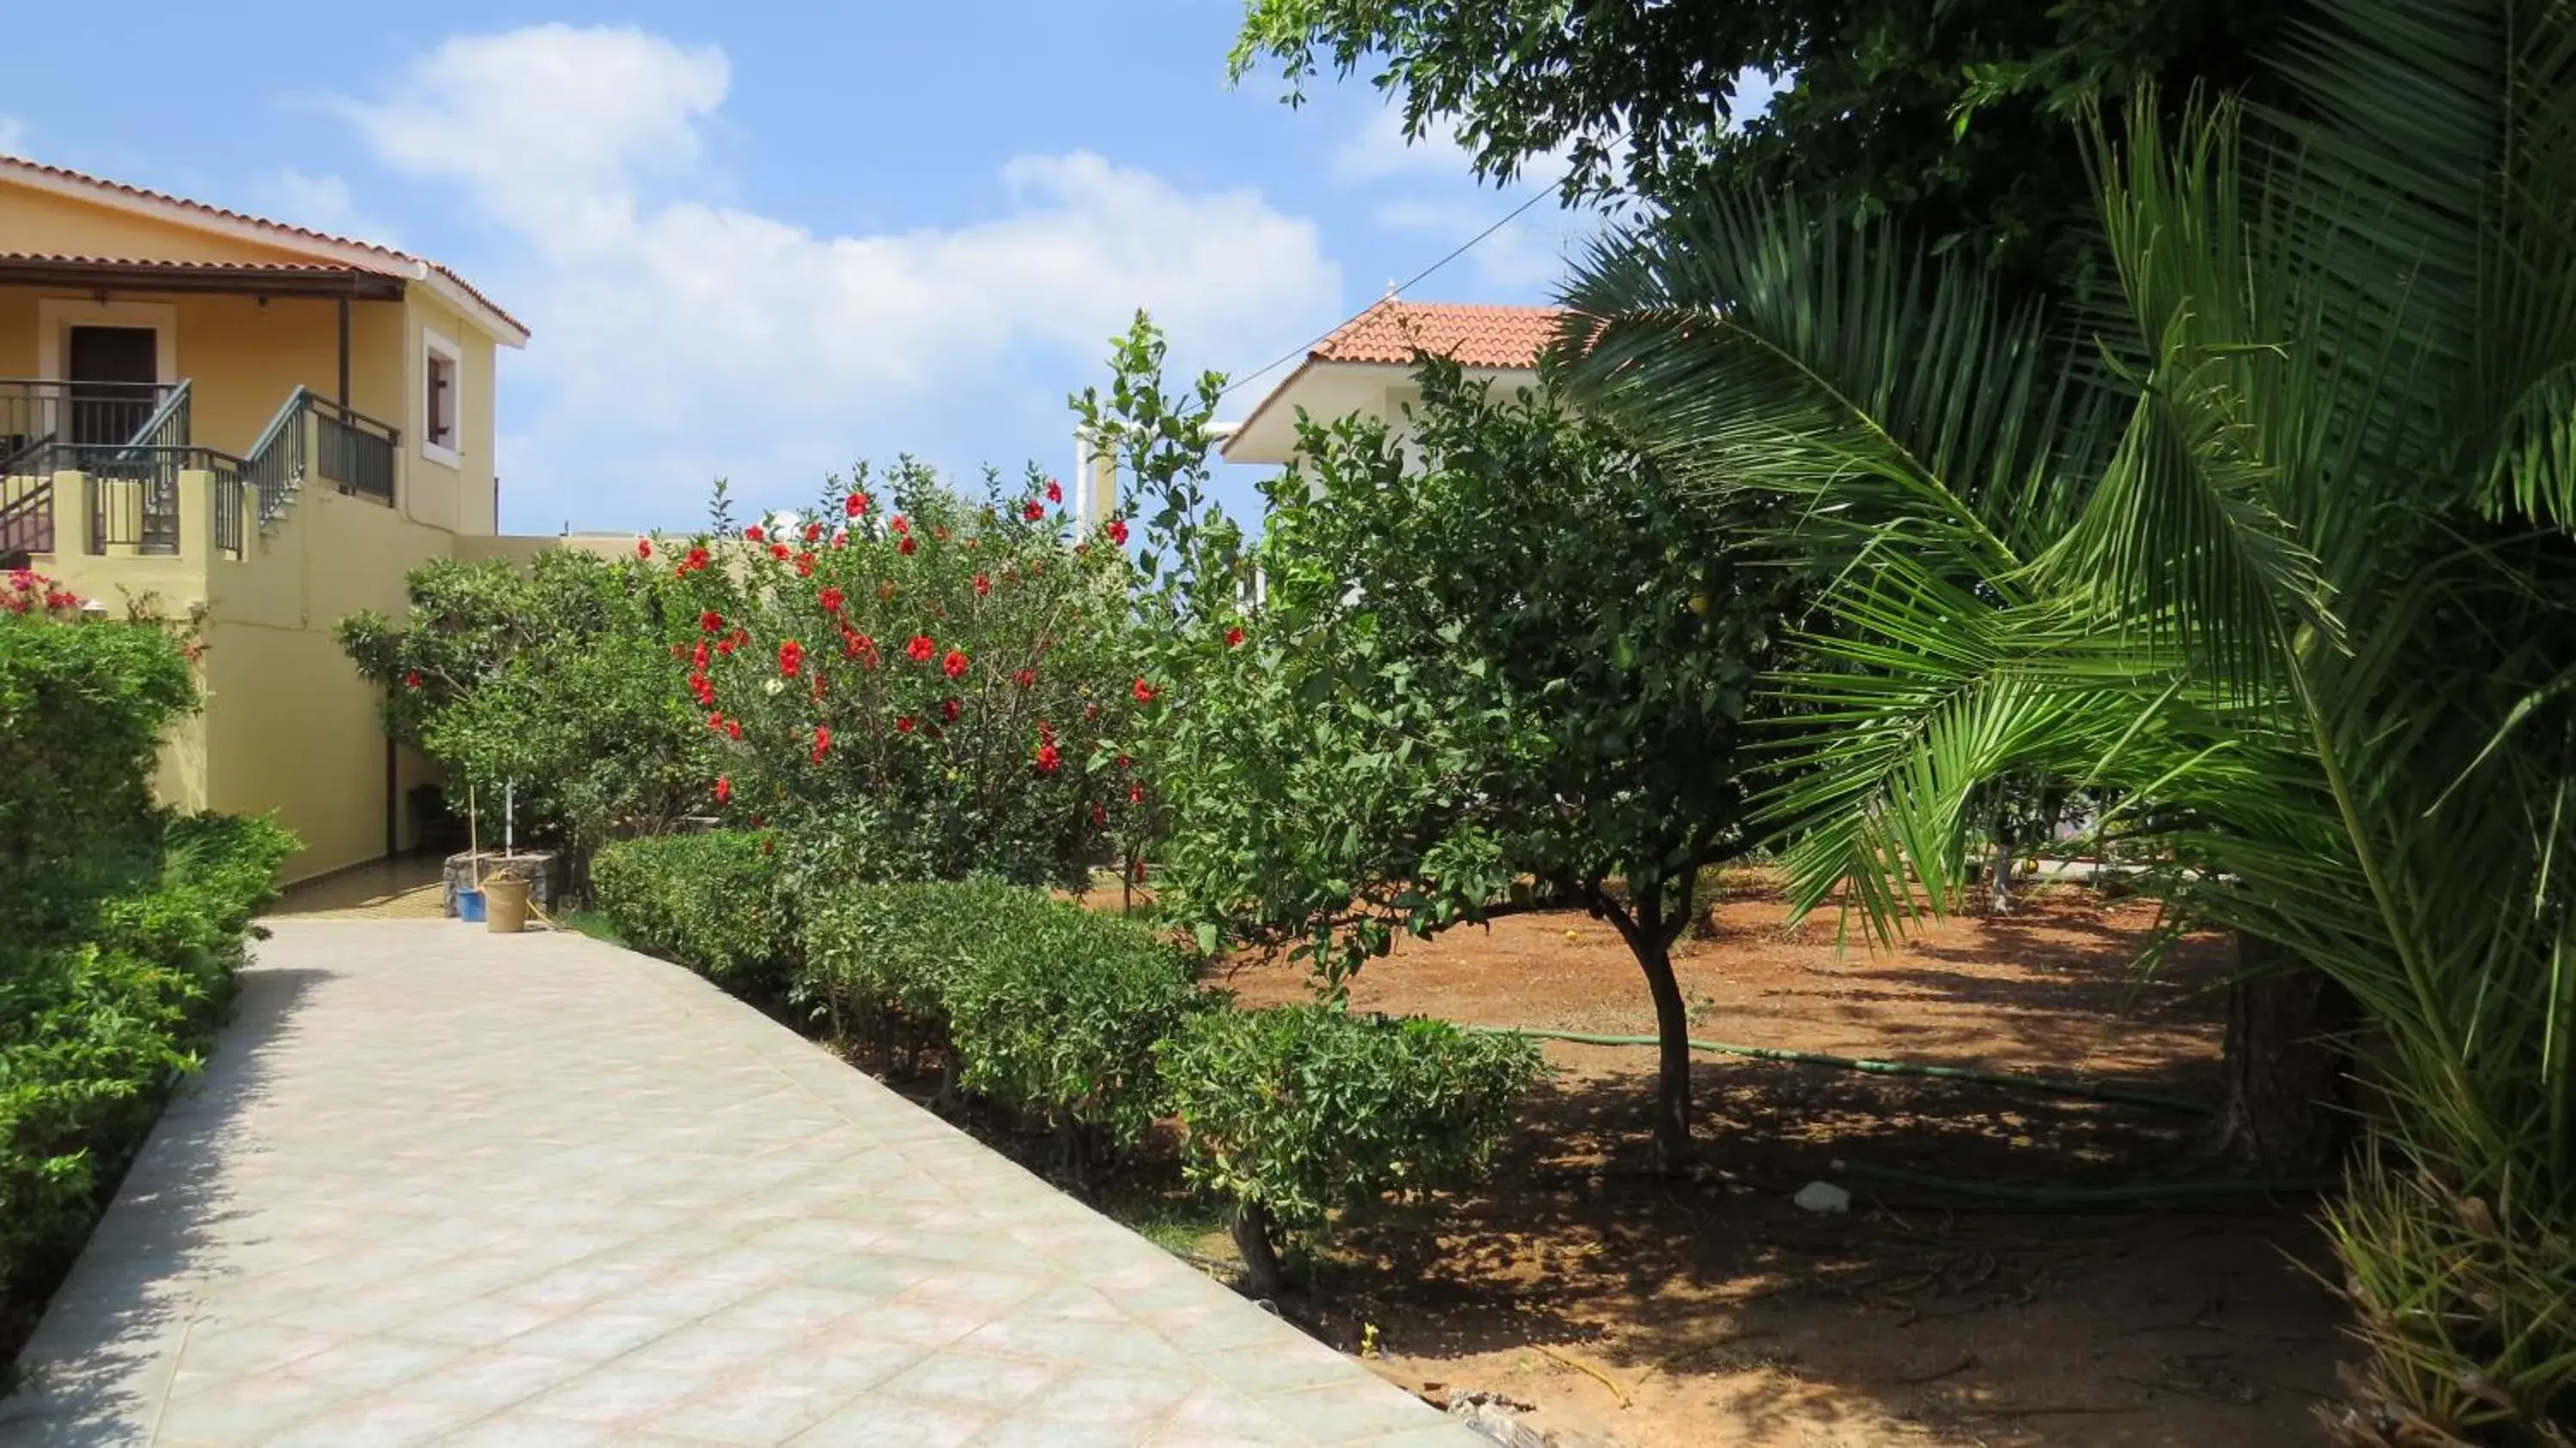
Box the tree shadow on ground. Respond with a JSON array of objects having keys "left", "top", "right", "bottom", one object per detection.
[
  {"left": 0, "top": 964, "right": 337, "bottom": 1441},
  {"left": 1290, "top": 1059, "right": 2348, "bottom": 1446}
]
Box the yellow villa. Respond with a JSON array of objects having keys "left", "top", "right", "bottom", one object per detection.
[{"left": 0, "top": 154, "right": 558, "bottom": 881}]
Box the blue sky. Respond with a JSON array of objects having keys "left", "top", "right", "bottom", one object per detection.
[{"left": 3, "top": 3, "right": 1635, "bottom": 532}]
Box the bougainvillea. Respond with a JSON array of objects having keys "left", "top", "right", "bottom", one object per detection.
[{"left": 653, "top": 461, "right": 1139, "bottom": 886}]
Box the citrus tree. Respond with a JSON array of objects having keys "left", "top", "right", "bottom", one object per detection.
[
  {"left": 340, "top": 549, "right": 711, "bottom": 861},
  {"left": 1118, "top": 352, "right": 1795, "bottom": 1171}
]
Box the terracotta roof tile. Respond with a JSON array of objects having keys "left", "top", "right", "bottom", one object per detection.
[
  {"left": 1309, "top": 297, "right": 1564, "bottom": 369},
  {"left": 0, "top": 154, "right": 526, "bottom": 338},
  {"left": 0, "top": 251, "right": 377, "bottom": 276}
]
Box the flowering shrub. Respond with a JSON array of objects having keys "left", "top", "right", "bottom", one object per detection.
[
  {"left": 654, "top": 464, "right": 1141, "bottom": 888},
  {"left": 1156, "top": 1002, "right": 1543, "bottom": 1294},
  {"left": 2, "top": 569, "right": 84, "bottom": 617}
]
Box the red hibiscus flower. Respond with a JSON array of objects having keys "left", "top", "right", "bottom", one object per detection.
[
  {"left": 890, "top": 514, "right": 911, "bottom": 536},
  {"left": 973, "top": 573, "right": 991, "bottom": 596},
  {"left": 1035, "top": 743, "right": 1062, "bottom": 774},
  {"left": 803, "top": 521, "right": 823, "bottom": 543},
  {"left": 744, "top": 525, "right": 766, "bottom": 543},
  {"left": 635, "top": 538, "right": 653, "bottom": 559},
  {"left": 700, "top": 611, "right": 724, "bottom": 633},
  {"left": 897, "top": 536, "right": 917, "bottom": 556},
  {"left": 896, "top": 715, "right": 916, "bottom": 734},
  {"left": 692, "top": 641, "right": 710, "bottom": 668},
  {"left": 685, "top": 545, "right": 710, "bottom": 572},
  {"left": 1116, "top": 753, "right": 1132, "bottom": 770},
  {"left": 1131, "top": 677, "right": 1157, "bottom": 703},
  {"left": 942, "top": 649, "right": 969, "bottom": 679},
  {"left": 1013, "top": 667, "right": 1036, "bottom": 688},
  {"left": 1225, "top": 626, "right": 1246, "bottom": 648},
  {"left": 716, "top": 636, "right": 738, "bottom": 657},
  {"left": 830, "top": 529, "right": 848, "bottom": 550},
  {"left": 726, "top": 717, "right": 744, "bottom": 740},
  {"left": 778, "top": 640, "right": 805, "bottom": 677},
  {"left": 818, "top": 586, "right": 845, "bottom": 612},
  {"left": 906, "top": 635, "right": 937, "bottom": 663},
  {"left": 845, "top": 490, "right": 870, "bottom": 516},
  {"left": 404, "top": 670, "right": 423, "bottom": 690},
  {"left": 1127, "top": 783, "right": 1145, "bottom": 805},
  {"left": 941, "top": 697, "right": 961, "bottom": 722},
  {"left": 811, "top": 726, "right": 832, "bottom": 764},
  {"left": 1104, "top": 518, "right": 1129, "bottom": 545},
  {"left": 1022, "top": 500, "right": 1045, "bottom": 521},
  {"left": 770, "top": 543, "right": 791, "bottom": 561},
  {"left": 1045, "top": 478, "right": 1064, "bottom": 504},
  {"left": 714, "top": 776, "right": 732, "bottom": 804},
  {"left": 1091, "top": 802, "right": 1108, "bottom": 826},
  {"left": 795, "top": 552, "right": 817, "bottom": 576}
]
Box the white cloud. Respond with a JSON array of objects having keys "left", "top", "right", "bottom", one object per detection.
[
  {"left": 1332, "top": 105, "right": 1477, "bottom": 182},
  {"left": 341, "top": 27, "right": 1337, "bottom": 529},
  {"left": 0, "top": 116, "right": 25, "bottom": 155},
  {"left": 248, "top": 169, "right": 400, "bottom": 247}
]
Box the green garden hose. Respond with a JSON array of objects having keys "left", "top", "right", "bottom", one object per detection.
[{"left": 1483, "top": 1027, "right": 2214, "bottom": 1116}]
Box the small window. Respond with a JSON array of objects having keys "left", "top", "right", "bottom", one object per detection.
[{"left": 422, "top": 329, "right": 463, "bottom": 465}]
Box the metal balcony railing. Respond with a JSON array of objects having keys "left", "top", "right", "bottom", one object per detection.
[{"left": 0, "top": 378, "right": 400, "bottom": 555}]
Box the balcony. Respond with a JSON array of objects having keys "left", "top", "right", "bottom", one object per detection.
[{"left": 0, "top": 379, "right": 399, "bottom": 561}]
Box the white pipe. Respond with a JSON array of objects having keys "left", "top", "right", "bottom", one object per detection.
[{"left": 504, "top": 781, "right": 513, "bottom": 858}]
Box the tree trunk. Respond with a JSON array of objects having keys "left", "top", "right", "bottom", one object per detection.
[
  {"left": 1636, "top": 935, "right": 1696, "bottom": 1173},
  {"left": 1230, "top": 1201, "right": 1285, "bottom": 1299},
  {"left": 2212, "top": 933, "right": 2356, "bottom": 1175}
]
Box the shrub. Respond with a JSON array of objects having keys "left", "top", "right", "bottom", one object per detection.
[
  {"left": 0, "top": 583, "right": 198, "bottom": 936},
  {"left": 799, "top": 883, "right": 1199, "bottom": 1166},
  {"left": 659, "top": 465, "right": 1143, "bottom": 889},
  {"left": 1, "top": 812, "right": 292, "bottom": 1364},
  {"left": 589, "top": 832, "right": 789, "bottom": 991},
  {"left": 1156, "top": 1002, "right": 1544, "bottom": 1293}
]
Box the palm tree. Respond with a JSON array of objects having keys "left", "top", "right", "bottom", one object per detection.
[{"left": 1552, "top": 0, "right": 2576, "bottom": 1437}]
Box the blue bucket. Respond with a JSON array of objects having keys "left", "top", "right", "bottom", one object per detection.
[{"left": 456, "top": 888, "right": 487, "bottom": 923}]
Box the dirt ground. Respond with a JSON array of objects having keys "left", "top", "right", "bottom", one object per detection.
[{"left": 1185, "top": 874, "right": 2351, "bottom": 1448}]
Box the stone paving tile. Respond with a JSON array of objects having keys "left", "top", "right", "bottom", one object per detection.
[{"left": 6, "top": 920, "right": 1475, "bottom": 1446}]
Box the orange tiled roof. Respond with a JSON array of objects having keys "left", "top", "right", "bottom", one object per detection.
[
  {"left": 1308, "top": 297, "right": 1563, "bottom": 369},
  {"left": 0, "top": 154, "right": 526, "bottom": 338}
]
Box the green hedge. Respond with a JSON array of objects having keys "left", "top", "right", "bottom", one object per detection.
[
  {"left": 590, "top": 832, "right": 792, "bottom": 991},
  {"left": 0, "top": 610, "right": 197, "bottom": 938},
  {"left": 1157, "top": 1002, "right": 1543, "bottom": 1290},
  {"left": 2, "top": 812, "right": 294, "bottom": 1361},
  {"left": 801, "top": 882, "right": 1200, "bottom": 1152}
]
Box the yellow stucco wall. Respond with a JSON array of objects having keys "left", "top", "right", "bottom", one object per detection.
[
  {"left": 0, "top": 183, "right": 331, "bottom": 270},
  {"left": 3, "top": 177, "right": 536, "bottom": 884}
]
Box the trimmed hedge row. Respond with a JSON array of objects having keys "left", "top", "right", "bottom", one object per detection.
[
  {"left": 590, "top": 831, "right": 1544, "bottom": 1286},
  {"left": 590, "top": 831, "right": 795, "bottom": 993}
]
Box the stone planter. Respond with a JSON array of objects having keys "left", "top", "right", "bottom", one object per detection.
[{"left": 444, "top": 849, "right": 562, "bottom": 919}]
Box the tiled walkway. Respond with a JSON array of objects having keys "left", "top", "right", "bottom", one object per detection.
[{"left": 2, "top": 922, "right": 1473, "bottom": 1446}]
